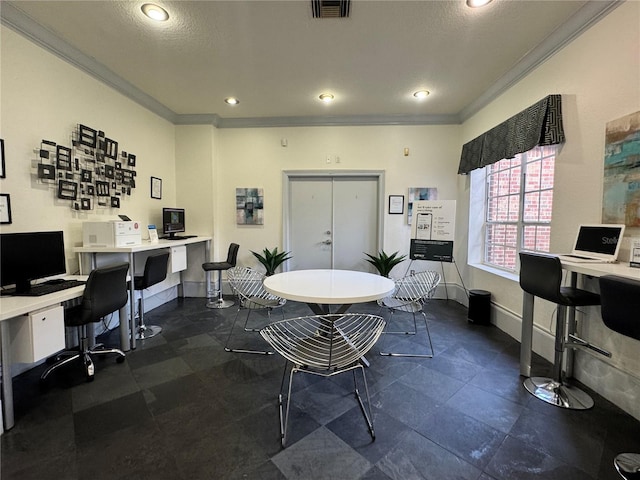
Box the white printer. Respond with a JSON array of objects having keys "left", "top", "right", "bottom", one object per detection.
[{"left": 83, "top": 221, "right": 142, "bottom": 247}]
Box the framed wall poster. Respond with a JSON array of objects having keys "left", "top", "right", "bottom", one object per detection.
[
  {"left": 0, "top": 139, "right": 5, "bottom": 178},
  {"left": 151, "top": 176, "right": 162, "bottom": 199},
  {"left": 0, "top": 194, "right": 12, "bottom": 224},
  {"left": 388, "top": 195, "right": 404, "bottom": 214}
]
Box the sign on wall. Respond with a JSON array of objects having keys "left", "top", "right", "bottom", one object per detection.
[{"left": 409, "top": 200, "right": 456, "bottom": 262}]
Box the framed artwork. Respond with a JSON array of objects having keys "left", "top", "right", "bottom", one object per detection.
[
  {"left": 0, "top": 194, "right": 11, "bottom": 224},
  {"left": 236, "top": 187, "right": 264, "bottom": 225},
  {"left": 0, "top": 139, "right": 5, "bottom": 178},
  {"left": 388, "top": 195, "right": 404, "bottom": 214},
  {"left": 151, "top": 176, "right": 162, "bottom": 199}
]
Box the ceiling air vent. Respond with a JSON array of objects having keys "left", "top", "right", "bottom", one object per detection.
[{"left": 312, "top": 0, "right": 350, "bottom": 18}]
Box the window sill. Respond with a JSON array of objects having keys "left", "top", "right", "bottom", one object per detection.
[{"left": 468, "top": 262, "right": 519, "bottom": 283}]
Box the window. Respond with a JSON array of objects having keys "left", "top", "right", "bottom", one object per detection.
[{"left": 484, "top": 145, "right": 556, "bottom": 271}]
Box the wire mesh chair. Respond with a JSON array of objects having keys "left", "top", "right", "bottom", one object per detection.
[
  {"left": 260, "top": 313, "right": 386, "bottom": 447},
  {"left": 377, "top": 270, "right": 440, "bottom": 358},
  {"left": 225, "top": 266, "right": 286, "bottom": 355}
]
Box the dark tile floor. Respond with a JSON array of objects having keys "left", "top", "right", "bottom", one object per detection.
[{"left": 3, "top": 297, "right": 639, "bottom": 480}]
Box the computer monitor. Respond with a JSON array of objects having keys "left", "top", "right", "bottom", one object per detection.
[
  {"left": 162, "top": 207, "right": 186, "bottom": 238},
  {"left": 0, "top": 231, "right": 67, "bottom": 294}
]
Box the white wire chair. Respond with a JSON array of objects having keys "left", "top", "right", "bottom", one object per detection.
[
  {"left": 260, "top": 313, "right": 386, "bottom": 447},
  {"left": 377, "top": 270, "right": 440, "bottom": 358},
  {"left": 225, "top": 266, "right": 286, "bottom": 355}
]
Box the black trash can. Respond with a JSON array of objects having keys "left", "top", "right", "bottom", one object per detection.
[{"left": 468, "top": 289, "right": 491, "bottom": 325}]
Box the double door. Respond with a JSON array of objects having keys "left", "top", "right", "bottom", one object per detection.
[{"left": 285, "top": 173, "right": 382, "bottom": 272}]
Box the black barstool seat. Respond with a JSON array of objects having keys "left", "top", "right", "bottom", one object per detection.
[{"left": 202, "top": 243, "right": 239, "bottom": 309}]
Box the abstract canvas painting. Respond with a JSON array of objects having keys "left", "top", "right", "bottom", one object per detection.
[
  {"left": 236, "top": 188, "right": 264, "bottom": 225},
  {"left": 602, "top": 111, "right": 640, "bottom": 227}
]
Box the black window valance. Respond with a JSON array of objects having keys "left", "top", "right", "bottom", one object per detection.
[{"left": 458, "top": 94, "right": 565, "bottom": 175}]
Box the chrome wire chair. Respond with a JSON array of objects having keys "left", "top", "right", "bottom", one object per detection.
[
  {"left": 377, "top": 270, "right": 440, "bottom": 358},
  {"left": 260, "top": 313, "right": 386, "bottom": 447},
  {"left": 225, "top": 266, "right": 286, "bottom": 355}
]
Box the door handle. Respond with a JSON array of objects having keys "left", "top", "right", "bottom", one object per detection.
[{"left": 322, "top": 239, "right": 332, "bottom": 245}]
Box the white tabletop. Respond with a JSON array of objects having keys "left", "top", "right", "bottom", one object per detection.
[
  {"left": 263, "top": 269, "right": 396, "bottom": 305},
  {"left": 560, "top": 259, "right": 640, "bottom": 280},
  {"left": 73, "top": 235, "right": 211, "bottom": 253}
]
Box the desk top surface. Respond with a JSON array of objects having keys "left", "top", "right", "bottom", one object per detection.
[
  {"left": 73, "top": 235, "right": 211, "bottom": 253},
  {"left": 560, "top": 259, "right": 640, "bottom": 280},
  {"left": 0, "top": 276, "right": 87, "bottom": 321},
  {"left": 263, "top": 269, "right": 396, "bottom": 305}
]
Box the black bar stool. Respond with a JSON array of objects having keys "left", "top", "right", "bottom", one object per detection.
[
  {"left": 132, "top": 251, "right": 170, "bottom": 340},
  {"left": 518, "top": 252, "right": 606, "bottom": 409},
  {"left": 599, "top": 275, "right": 640, "bottom": 480},
  {"left": 202, "top": 243, "right": 239, "bottom": 309}
]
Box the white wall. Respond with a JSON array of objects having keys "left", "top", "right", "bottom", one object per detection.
[
  {"left": 0, "top": 26, "right": 176, "bottom": 268},
  {"left": 457, "top": 1, "right": 640, "bottom": 419}
]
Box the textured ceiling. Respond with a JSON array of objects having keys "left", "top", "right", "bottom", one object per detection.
[{"left": 1, "top": 1, "right": 620, "bottom": 126}]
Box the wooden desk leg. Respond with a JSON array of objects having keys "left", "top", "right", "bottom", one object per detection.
[
  {"left": 520, "top": 291, "right": 534, "bottom": 377},
  {"left": 1, "top": 320, "right": 14, "bottom": 431}
]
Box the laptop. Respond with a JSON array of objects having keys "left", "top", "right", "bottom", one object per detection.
[{"left": 557, "top": 224, "right": 626, "bottom": 263}]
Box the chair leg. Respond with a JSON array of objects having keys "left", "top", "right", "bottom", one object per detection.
[
  {"left": 206, "top": 270, "right": 234, "bottom": 309},
  {"left": 135, "top": 290, "right": 162, "bottom": 340},
  {"left": 352, "top": 364, "right": 376, "bottom": 440},
  {"left": 523, "top": 304, "right": 594, "bottom": 409},
  {"left": 224, "top": 307, "right": 273, "bottom": 355},
  {"left": 379, "top": 310, "right": 434, "bottom": 358},
  {"left": 279, "top": 362, "right": 295, "bottom": 447}
]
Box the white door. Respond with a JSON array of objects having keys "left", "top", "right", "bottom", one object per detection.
[{"left": 286, "top": 173, "right": 382, "bottom": 272}]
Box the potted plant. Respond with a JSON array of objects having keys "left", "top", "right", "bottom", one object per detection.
[
  {"left": 364, "top": 250, "right": 407, "bottom": 277},
  {"left": 251, "top": 247, "right": 292, "bottom": 276}
]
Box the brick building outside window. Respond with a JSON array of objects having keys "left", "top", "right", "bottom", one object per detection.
[{"left": 484, "top": 145, "right": 556, "bottom": 271}]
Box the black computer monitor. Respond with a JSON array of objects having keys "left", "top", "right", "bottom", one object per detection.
[
  {"left": 162, "top": 207, "right": 186, "bottom": 238},
  {"left": 0, "top": 231, "right": 67, "bottom": 294}
]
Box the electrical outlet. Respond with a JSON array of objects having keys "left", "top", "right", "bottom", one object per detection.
[{"left": 326, "top": 155, "right": 331, "bottom": 164}]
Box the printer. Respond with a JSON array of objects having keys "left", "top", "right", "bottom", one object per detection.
[{"left": 83, "top": 221, "right": 142, "bottom": 247}]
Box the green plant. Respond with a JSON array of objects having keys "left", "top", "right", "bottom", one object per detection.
[
  {"left": 364, "top": 250, "right": 407, "bottom": 277},
  {"left": 251, "top": 247, "right": 292, "bottom": 276}
]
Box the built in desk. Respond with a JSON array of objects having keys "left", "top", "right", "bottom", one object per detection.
[
  {"left": 520, "top": 260, "right": 640, "bottom": 377},
  {"left": 74, "top": 236, "right": 211, "bottom": 351}
]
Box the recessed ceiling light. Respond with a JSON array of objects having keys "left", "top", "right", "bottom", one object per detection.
[
  {"left": 224, "top": 97, "right": 240, "bottom": 105},
  {"left": 466, "top": 0, "right": 493, "bottom": 8},
  {"left": 413, "top": 90, "right": 430, "bottom": 99},
  {"left": 141, "top": 3, "right": 169, "bottom": 21},
  {"left": 319, "top": 93, "right": 334, "bottom": 103}
]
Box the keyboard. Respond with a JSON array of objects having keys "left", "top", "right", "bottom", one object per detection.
[
  {"left": 1, "top": 279, "right": 86, "bottom": 297},
  {"left": 162, "top": 235, "right": 197, "bottom": 240}
]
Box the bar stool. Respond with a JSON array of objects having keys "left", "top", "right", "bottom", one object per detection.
[
  {"left": 202, "top": 243, "right": 239, "bottom": 309},
  {"left": 132, "top": 251, "right": 170, "bottom": 340},
  {"left": 518, "top": 252, "right": 607, "bottom": 409},
  {"left": 599, "top": 275, "right": 640, "bottom": 480}
]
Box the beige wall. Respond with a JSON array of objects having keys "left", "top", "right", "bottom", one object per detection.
[
  {"left": 457, "top": 1, "right": 640, "bottom": 419},
  {"left": 0, "top": 26, "right": 176, "bottom": 275}
]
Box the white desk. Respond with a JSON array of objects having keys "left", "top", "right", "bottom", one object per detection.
[
  {"left": 263, "top": 269, "right": 395, "bottom": 315},
  {"left": 520, "top": 260, "right": 640, "bottom": 377},
  {"left": 0, "top": 276, "right": 95, "bottom": 432},
  {"left": 74, "top": 236, "right": 211, "bottom": 350}
]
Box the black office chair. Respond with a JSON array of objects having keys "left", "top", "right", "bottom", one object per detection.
[
  {"left": 599, "top": 275, "right": 640, "bottom": 480},
  {"left": 41, "top": 263, "right": 129, "bottom": 383},
  {"left": 202, "top": 243, "right": 239, "bottom": 309},
  {"left": 132, "top": 251, "right": 170, "bottom": 340},
  {"left": 519, "top": 252, "right": 608, "bottom": 409}
]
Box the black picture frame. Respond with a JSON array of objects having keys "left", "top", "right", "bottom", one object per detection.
[
  {"left": 0, "top": 193, "right": 12, "bottom": 224},
  {"left": 388, "top": 195, "right": 404, "bottom": 214},
  {"left": 151, "top": 176, "right": 162, "bottom": 199},
  {"left": 0, "top": 139, "right": 5, "bottom": 178}
]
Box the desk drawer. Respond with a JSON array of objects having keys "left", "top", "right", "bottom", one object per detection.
[{"left": 10, "top": 305, "right": 65, "bottom": 363}]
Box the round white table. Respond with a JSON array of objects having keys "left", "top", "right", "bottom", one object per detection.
[{"left": 263, "top": 269, "right": 395, "bottom": 315}]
